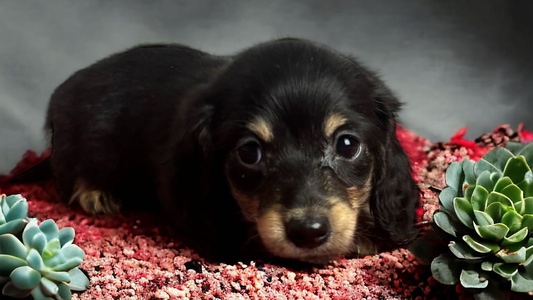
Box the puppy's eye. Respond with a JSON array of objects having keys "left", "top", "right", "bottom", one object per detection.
[
  {"left": 335, "top": 134, "right": 360, "bottom": 159},
  {"left": 237, "top": 141, "right": 262, "bottom": 165}
]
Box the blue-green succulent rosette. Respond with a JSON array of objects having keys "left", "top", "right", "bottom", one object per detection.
[
  {"left": 411, "top": 142, "right": 533, "bottom": 299},
  {"left": 0, "top": 194, "right": 89, "bottom": 300},
  {"left": 0, "top": 194, "right": 28, "bottom": 236}
]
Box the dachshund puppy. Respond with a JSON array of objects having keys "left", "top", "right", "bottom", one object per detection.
[{"left": 46, "top": 38, "right": 419, "bottom": 263}]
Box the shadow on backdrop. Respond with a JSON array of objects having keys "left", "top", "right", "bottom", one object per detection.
[{"left": 0, "top": 0, "right": 531, "bottom": 172}]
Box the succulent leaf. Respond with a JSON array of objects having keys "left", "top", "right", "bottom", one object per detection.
[
  {"left": 521, "top": 214, "right": 533, "bottom": 231},
  {"left": 449, "top": 241, "right": 487, "bottom": 260},
  {"left": 523, "top": 246, "right": 533, "bottom": 265},
  {"left": 2, "top": 281, "right": 31, "bottom": 298},
  {"left": 0, "top": 255, "right": 27, "bottom": 276},
  {"left": 503, "top": 156, "right": 531, "bottom": 183},
  {"left": 473, "top": 210, "right": 494, "bottom": 226},
  {"left": 463, "top": 159, "right": 477, "bottom": 186},
  {"left": 0, "top": 234, "right": 27, "bottom": 259},
  {"left": 506, "top": 142, "right": 527, "bottom": 155},
  {"left": 5, "top": 200, "right": 28, "bottom": 223},
  {"left": 481, "top": 261, "right": 493, "bottom": 271},
  {"left": 30, "top": 287, "right": 54, "bottom": 300},
  {"left": 463, "top": 235, "right": 499, "bottom": 253},
  {"left": 39, "top": 220, "right": 59, "bottom": 242},
  {"left": 27, "top": 248, "right": 46, "bottom": 271},
  {"left": 42, "top": 239, "right": 61, "bottom": 260},
  {"left": 32, "top": 232, "right": 48, "bottom": 255},
  {"left": 485, "top": 202, "right": 506, "bottom": 222},
  {"left": 471, "top": 186, "right": 490, "bottom": 211},
  {"left": 473, "top": 281, "right": 511, "bottom": 300},
  {"left": 475, "top": 147, "right": 514, "bottom": 175},
  {"left": 486, "top": 192, "right": 514, "bottom": 210},
  {"left": 517, "top": 172, "right": 533, "bottom": 198},
  {"left": 438, "top": 187, "right": 457, "bottom": 214},
  {"left": 60, "top": 244, "right": 85, "bottom": 261},
  {"left": 465, "top": 186, "right": 475, "bottom": 202},
  {"left": 501, "top": 184, "right": 523, "bottom": 204},
  {"left": 0, "top": 194, "right": 28, "bottom": 235},
  {"left": 58, "top": 227, "right": 75, "bottom": 247},
  {"left": 51, "top": 256, "right": 83, "bottom": 272},
  {"left": 67, "top": 268, "right": 90, "bottom": 291},
  {"left": 496, "top": 247, "right": 527, "bottom": 264},
  {"left": 455, "top": 197, "right": 475, "bottom": 229},
  {"left": 460, "top": 269, "right": 489, "bottom": 289},
  {"left": 58, "top": 282, "right": 73, "bottom": 299},
  {"left": 446, "top": 162, "right": 465, "bottom": 193},
  {"left": 523, "top": 252, "right": 533, "bottom": 280},
  {"left": 501, "top": 210, "right": 523, "bottom": 234},
  {"left": 23, "top": 221, "right": 43, "bottom": 248},
  {"left": 40, "top": 277, "right": 58, "bottom": 296},
  {"left": 43, "top": 250, "right": 67, "bottom": 268},
  {"left": 516, "top": 142, "right": 533, "bottom": 163},
  {"left": 489, "top": 172, "right": 502, "bottom": 188},
  {"left": 0, "top": 221, "right": 27, "bottom": 237},
  {"left": 502, "top": 227, "right": 528, "bottom": 246},
  {"left": 10, "top": 266, "right": 41, "bottom": 290},
  {"left": 523, "top": 197, "right": 533, "bottom": 214},
  {"left": 494, "top": 177, "right": 514, "bottom": 193},
  {"left": 492, "top": 263, "right": 518, "bottom": 278},
  {"left": 476, "top": 171, "right": 494, "bottom": 194},
  {"left": 474, "top": 223, "right": 508, "bottom": 242},
  {"left": 431, "top": 254, "right": 460, "bottom": 285},
  {"left": 511, "top": 272, "right": 533, "bottom": 293},
  {"left": 41, "top": 270, "right": 70, "bottom": 283},
  {"left": 434, "top": 212, "right": 458, "bottom": 237}
]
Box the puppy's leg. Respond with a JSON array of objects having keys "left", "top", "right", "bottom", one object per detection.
[{"left": 71, "top": 179, "right": 121, "bottom": 214}]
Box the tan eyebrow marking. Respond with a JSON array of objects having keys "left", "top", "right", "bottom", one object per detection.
[
  {"left": 324, "top": 113, "right": 347, "bottom": 137},
  {"left": 247, "top": 117, "right": 273, "bottom": 142}
]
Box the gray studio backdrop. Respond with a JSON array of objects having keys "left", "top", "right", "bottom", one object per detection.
[{"left": 1, "top": 0, "right": 532, "bottom": 173}]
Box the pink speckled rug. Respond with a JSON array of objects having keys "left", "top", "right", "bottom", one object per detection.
[{"left": 1, "top": 125, "right": 530, "bottom": 300}]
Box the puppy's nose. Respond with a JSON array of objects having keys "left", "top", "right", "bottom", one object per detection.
[{"left": 285, "top": 217, "right": 331, "bottom": 248}]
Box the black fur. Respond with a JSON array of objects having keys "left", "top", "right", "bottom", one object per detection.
[{"left": 46, "top": 38, "right": 419, "bottom": 262}]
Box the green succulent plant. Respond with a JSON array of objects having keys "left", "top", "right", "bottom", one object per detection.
[
  {"left": 0, "top": 195, "right": 90, "bottom": 300},
  {"left": 411, "top": 142, "right": 533, "bottom": 299},
  {"left": 0, "top": 194, "right": 28, "bottom": 235}
]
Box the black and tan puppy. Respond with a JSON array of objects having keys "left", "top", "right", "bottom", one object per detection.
[{"left": 46, "top": 38, "right": 419, "bottom": 264}]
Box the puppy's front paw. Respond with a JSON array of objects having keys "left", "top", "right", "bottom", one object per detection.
[{"left": 71, "top": 180, "right": 121, "bottom": 214}]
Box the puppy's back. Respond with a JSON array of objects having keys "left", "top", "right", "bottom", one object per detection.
[{"left": 46, "top": 44, "right": 227, "bottom": 212}]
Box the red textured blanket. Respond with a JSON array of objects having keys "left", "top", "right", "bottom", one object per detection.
[{"left": 1, "top": 124, "right": 531, "bottom": 300}]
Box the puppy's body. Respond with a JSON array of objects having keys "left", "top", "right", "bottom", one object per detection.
[
  {"left": 47, "top": 44, "right": 226, "bottom": 211},
  {"left": 47, "top": 39, "right": 418, "bottom": 263}
]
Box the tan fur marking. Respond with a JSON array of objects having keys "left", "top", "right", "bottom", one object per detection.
[
  {"left": 346, "top": 178, "right": 372, "bottom": 208},
  {"left": 329, "top": 195, "right": 378, "bottom": 256},
  {"left": 326, "top": 197, "right": 358, "bottom": 252},
  {"left": 256, "top": 200, "right": 360, "bottom": 264},
  {"left": 284, "top": 206, "right": 326, "bottom": 222},
  {"left": 71, "top": 180, "right": 121, "bottom": 214},
  {"left": 247, "top": 117, "right": 273, "bottom": 142},
  {"left": 228, "top": 184, "right": 260, "bottom": 222},
  {"left": 324, "top": 113, "right": 347, "bottom": 137}
]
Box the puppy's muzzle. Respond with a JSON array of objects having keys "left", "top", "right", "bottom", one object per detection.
[{"left": 285, "top": 216, "right": 331, "bottom": 248}]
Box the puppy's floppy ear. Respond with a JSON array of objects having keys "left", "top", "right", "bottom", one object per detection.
[
  {"left": 186, "top": 102, "right": 214, "bottom": 158},
  {"left": 173, "top": 85, "right": 215, "bottom": 159},
  {"left": 370, "top": 82, "right": 419, "bottom": 248}
]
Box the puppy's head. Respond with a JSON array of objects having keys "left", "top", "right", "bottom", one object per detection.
[{"left": 196, "top": 39, "right": 418, "bottom": 263}]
